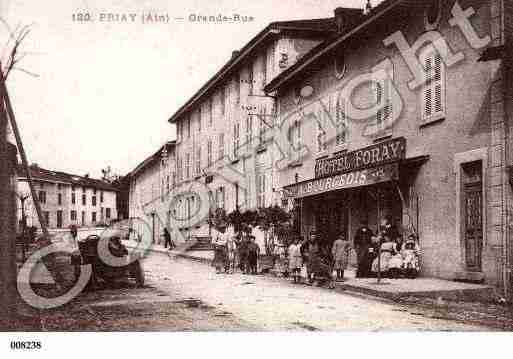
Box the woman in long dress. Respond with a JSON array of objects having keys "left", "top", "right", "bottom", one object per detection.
[{"left": 371, "top": 235, "right": 396, "bottom": 276}]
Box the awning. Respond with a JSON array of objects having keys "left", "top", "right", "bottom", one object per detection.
[{"left": 284, "top": 163, "right": 399, "bottom": 199}]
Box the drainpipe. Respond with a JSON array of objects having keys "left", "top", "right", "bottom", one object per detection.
[{"left": 499, "top": 0, "right": 511, "bottom": 302}]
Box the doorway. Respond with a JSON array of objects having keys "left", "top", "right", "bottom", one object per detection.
[{"left": 462, "top": 161, "right": 483, "bottom": 272}]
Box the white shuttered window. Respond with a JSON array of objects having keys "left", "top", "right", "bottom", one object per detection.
[{"left": 421, "top": 48, "right": 445, "bottom": 123}]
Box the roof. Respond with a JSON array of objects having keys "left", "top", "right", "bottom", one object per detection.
[
  {"left": 129, "top": 140, "right": 176, "bottom": 178},
  {"left": 264, "top": 0, "right": 406, "bottom": 93},
  {"left": 167, "top": 17, "right": 342, "bottom": 124},
  {"left": 17, "top": 164, "right": 118, "bottom": 192}
]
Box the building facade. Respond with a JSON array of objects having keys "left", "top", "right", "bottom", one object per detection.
[
  {"left": 17, "top": 164, "right": 118, "bottom": 230},
  {"left": 264, "top": 0, "right": 513, "bottom": 293},
  {"left": 162, "top": 14, "right": 371, "bottom": 248},
  {"left": 128, "top": 141, "right": 176, "bottom": 244}
]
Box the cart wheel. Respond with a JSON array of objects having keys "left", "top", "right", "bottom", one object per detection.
[{"left": 130, "top": 260, "right": 145, "bottom": 287}]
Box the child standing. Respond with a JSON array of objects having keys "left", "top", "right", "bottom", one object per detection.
[
  {"left": 288, "top": 237, "right": 303, "bottom": 283},
  {"left": 331, "top": 234, "right": 352, "bottom": 281}
]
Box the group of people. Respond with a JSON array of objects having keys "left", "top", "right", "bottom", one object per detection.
[
  {"left": 354, "top": 217, "right": 420, "bottom": 279},
  {"left": 285, "top": 216, "right": 421, "bottom": 287},
  {"left": 209, "top": 216, "right": 421, "bottom": 286},
  {"left": 286, "top": 232, "right": 351, "bottom": 288},
  {"left": 212, "top": 224, "right": 260, "bottom": 275}
]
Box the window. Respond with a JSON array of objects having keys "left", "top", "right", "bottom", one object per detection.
[
  {"left": 38, "top": 191, "right": 46, "bottom": 204},
  {"left": 246, "top": 116, "right": 253, "bottom": 146},
  {"left": 106, "top": 208, "right": 111, "bottom": 219},
  {"left": 289, "top": 119, "right": 302, "bottom": 162},
  {"left": 185, "top": 153, "right": 190, "bottom": 179},
  {"left": 82, "top": 193, "right": 86, "bottom": 205},
  {"left": 100, "top": 207, "right": 104, "bottom": 221},
  {"left": 177, "top": 155, "right": 182, "bottom": 181},
  {"left": 335, "top": 96, "right": 347, "bottom": 146},
  {"left": 218, "top": 133, "right": 225, "bottom": 160},
  {"left": 248, "top": 64, "right": 254, "bottom": 96},
  {"left": 92, "top": 212, "right": 97, "bottom": 223},
  {"left": 82, "top": 186, "right": 86, "bottom": 193},
  {"left": 316, "top": 118, "right": 327, "bottom": 153},
  {"left": 262, "top": 55, "right": 267, "bottom": 87},
  {"left": 71, "top": 192, "right": 76, "bottom": 204},
  {"left": 43, "top": 211, "right": 49, "bottom": 227},
  {"left": 209, "top": 98, "right": 213, "bottom": 126},
  {"left": 195, "top": 146, "right": 201, "bottom": 176},
  {"left": 198, "top": 108, "right": 202, "bottom": 133},
  {"left": 257, "top": 174, "right": 266, "bottom": 208},
  {"left": 187, "top": 116, "right": 191, "bottom": 138},
  {"left": 221, "top": 86, "right": 226, "bottom": 115},
  {"left": 57, "top": 183, "right": 62, "bottom": 191},
  {"left": 233, "top": 122, "right": 240, "bottom": 159},
  {"left": 81, "top": 211, "right": 85, "bottom": 225},
  {"left": 207, "top": 139, "right": 213, "bottom": 167},
  {"left": 258, "top": 107, "right": 265, "bottom": 144},
  {"left": 57, "top": 210, "right": 63, "bottom": 228},
  {"left": 58, "top": 193, "right": 62, "bottom": 206},
  {"left": 71, "top": 210, "right": 77, "bottom": 221},
  {"left": 92, "top": 195, "right": 97, "bottom": 206},
  {"left": 421, "top": 48, "right": 445, "bottom": 124},
  {"left": 235, "top": 73, "right": 241, "bottom": 104},
  {"left": 374, "top": 75, "right": 393, "bottom": 128},
  {"left": 100, "top": 191, "right": 104, "bottom": 203},
  {"left": 216, "top": 187, "right": 225, "bottom": 210}
]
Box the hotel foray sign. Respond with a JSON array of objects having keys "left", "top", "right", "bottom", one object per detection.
[
  {"left": 284, "top": 138, "right": 406, "bottom": 199},
  {"left": 314, "top": 137, "right": 406, "bottom": 179}
]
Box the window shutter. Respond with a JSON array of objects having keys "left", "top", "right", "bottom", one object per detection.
[
  {"left": 434, "top": 53, "right": 443, "bottom": 114},
  {"left": 376, "top": 82, "right": 383, "bottom": 125},
  {"left": 422, "top": 51, "right": 444, "bottom": 122}
]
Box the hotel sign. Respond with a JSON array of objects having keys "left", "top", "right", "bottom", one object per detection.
[
  {"left": 315, "top": 137, "right": 406, "bottom": 179},
  {"left": 284, "top": 163, "right": 399, "bottom": 199}
]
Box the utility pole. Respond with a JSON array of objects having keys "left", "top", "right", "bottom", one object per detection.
[{"left": 0, "top": 63, "right": 18, "bottom": 321}]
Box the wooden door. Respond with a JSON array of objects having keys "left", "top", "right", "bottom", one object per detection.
[{"left": 464, "top": 183, "right": 483, "bottom": 271}]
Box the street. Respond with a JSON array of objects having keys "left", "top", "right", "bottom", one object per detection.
[{"left": 29, "top": 252, "right": 502, "bottom": 331}]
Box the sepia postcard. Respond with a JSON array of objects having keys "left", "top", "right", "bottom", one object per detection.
[{"left": 0, "top": 0, "right": 512, "bottom": 356}]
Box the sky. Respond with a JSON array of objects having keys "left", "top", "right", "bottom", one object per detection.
[{"left": 1, "top": 0, "right": 372, "bottom": 179}]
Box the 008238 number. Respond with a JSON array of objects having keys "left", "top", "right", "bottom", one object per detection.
[{"left": 10, "top": 341, "right": 42, "bottom": 350}]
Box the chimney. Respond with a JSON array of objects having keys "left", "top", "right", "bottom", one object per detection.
[
  {"left": 231, "top": 50, "right": 240, "bottom": 59},
  {"left": 365, "top": 0, "right": 373, "bottom": 15},
  {"left": 334, "top": 7, "right": 346, "bottom": 33}
]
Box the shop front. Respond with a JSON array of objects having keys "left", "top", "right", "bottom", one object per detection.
[{"left": 284, "top": 138, "right": 424, "bottom": 251}]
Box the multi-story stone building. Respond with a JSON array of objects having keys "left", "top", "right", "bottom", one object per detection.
[
  {"left": 128, "top": 141, "right": 176, "bottom": 243},
  {"left": 264, "top": 0, "right": 513, "bottom": 294},
  {"left": 166, "top": 13, "right": 364, "bottom": 247},
  {"left": 17, "top": 164, "right": 118, "bottom": 230}
]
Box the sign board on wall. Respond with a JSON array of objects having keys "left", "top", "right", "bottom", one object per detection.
[
  {"left": 315, "top": 137, "right": 406, "bottom": 179},
  {"left": 284, "top": 163, "right": 399, "bottom": 199}
]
